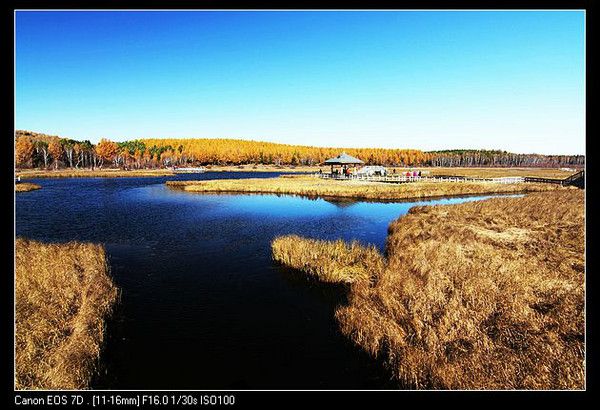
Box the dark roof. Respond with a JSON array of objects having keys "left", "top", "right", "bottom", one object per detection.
[{"left": 324, "top": 152, "right": 364, "bottom": 165}]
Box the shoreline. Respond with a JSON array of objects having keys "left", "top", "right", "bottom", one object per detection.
[{"left": 15, "top": 168, "right": 176, "bottom": 179}]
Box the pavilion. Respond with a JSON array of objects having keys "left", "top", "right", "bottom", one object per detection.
[{"left": 323, "top": 152, "right": 364, "bottom": 176}]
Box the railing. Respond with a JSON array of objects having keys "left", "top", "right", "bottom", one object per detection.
[
  {"left": 316, "top": 173, "right": 525, "bottom": 184},
  {"left": 316, "top": 169, "right": 584, "bottom": 188},
  {"left": 523, "top": 176, "right": 563, "bottom": 185},
  {"left": 524, "top": 170, "right": 584, "bottom": 187},
  {"left": 562, "top": 170, "right": 584, "bottom": 187}
]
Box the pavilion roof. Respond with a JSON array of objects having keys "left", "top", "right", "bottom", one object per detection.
[{"left": 323, "top": 152, "right": 364, "bottom": 165}]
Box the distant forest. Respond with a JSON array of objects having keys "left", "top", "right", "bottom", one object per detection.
[{"left": 15, "top": 130, "right": 585, "bottom": 169}]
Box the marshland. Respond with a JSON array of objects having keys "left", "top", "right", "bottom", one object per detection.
[
  {"left": 273, "top": 190, "right": 585, "bottom": 389},
  {"left": 15, "top": 9, "right": 585, "bottom": 392},
  {"left": 15, "top": 171, "right": 585, "bottom": 389}
]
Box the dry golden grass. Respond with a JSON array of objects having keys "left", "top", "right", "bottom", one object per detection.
[
  {"left": 395, "top": 167, "right": 580, "bottom": 179},
  {"left": 15, "top": 238, "right": 119, "bottom": 390},
  {"left": 272, "top": 235, "right": 385, "bottom": 284},
  {"left": 272, "top": 190, "right": 585, "bottom": 389},
  {"left": 15, "top": 183, "right": 41, "bottom": 192},
  {"left": 16, "top": 168, "right": 174, "bottom": 179},
  {"left": 205, "top": 164, "right": 322, "bottom": 173},
  {"left": 168, "top": 175, "right": 570, "bottom": 201}
]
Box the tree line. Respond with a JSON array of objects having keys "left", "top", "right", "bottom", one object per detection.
[
  {"left": 429, "top": 149, "right": 585, "bottom": 168},
  {"left": 15, "top": 130, "right": 584, "bottom": 169}
]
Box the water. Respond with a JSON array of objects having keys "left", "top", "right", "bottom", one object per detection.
[{"left": 16, "top": 172, "right": 511, "bottom": 389}]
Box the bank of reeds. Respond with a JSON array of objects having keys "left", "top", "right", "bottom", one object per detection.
[
  {"left": 168, "top": 176, "right": 569, "bottom": 201},
  {"left": 16, "top": 168, "right": 174, "bottom": 179},
  {"left": 15, "top": 238, "right": 119, "bottom": 389},
  {"left": 15, "top": 183, "right": 41, "bottom": 192},
  {"left": 272, "top": 190, "right": 585, "bottom": 389},
  {"left": 272, "top": 235, "right": 384, "bottom": 284}
]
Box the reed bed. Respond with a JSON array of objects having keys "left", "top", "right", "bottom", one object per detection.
[
  {"left": 15, "top": 183, "right": 41, "bottom": 192},
  {"left": 272, "top": 190, "right": 585, "bottom": 389},
  {"left": 15, "top": 238, "right": 119, "bottom": 390},
  {"left": 272, "top": 235, "right": 384, "bottom": 284},
  {"left": 16, "top": 168, "right": 174, "bottom": 179},
  {"left": 167, "top": 176, "right": 569, "bottom": 201}
]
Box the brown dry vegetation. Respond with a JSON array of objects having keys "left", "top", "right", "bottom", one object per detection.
[
  {"left": 167, "top": 175, "right": 570, "bottom": 201},
  {"left": 272, "top": 190, "right": 585, "bottom": 389},
  {"left": 16, "top": 168, "right": 174, "bottom": 179},
  {"left": 15, "top": 239, "right": 119, "bottom": 389},
  {"left": 272, "top": 235, "right": 384, "bottom": 284},
  {"left": 15, "top": 183, "right": 41, "bottom": 192}
]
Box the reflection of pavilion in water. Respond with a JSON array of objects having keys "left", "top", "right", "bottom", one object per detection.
[{"left": 322, "top": 197, "right": 360, "bottom": 208}]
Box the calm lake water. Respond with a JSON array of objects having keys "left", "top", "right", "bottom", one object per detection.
[{"left": 16, "top": 172, "right": 512, "bottom": 389}]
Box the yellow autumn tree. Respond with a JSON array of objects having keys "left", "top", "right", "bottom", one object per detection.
[
  {"left": 95, "top": 139, "right": 118, "bottom": 168},
  {"left": 15, "top": 136, "right": 35, "bottom": 167},
  {"left": 48, "top": 138, "right": 63, "bottom": 169}
]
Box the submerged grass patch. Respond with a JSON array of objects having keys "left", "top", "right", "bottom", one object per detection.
[
  {"left": 15, "top": 183, "right": 41, "bottom": 192},
  {"left": 15, "top": 238, "right": 119, "bottom": 390},
  {"left": 167, "top": 175, "right": 570, "bottom": 201},
  {"left": 272, "top": 190, "right": 584, "bottom": 389}
]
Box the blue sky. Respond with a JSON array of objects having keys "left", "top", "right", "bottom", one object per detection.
[{"left": 16, "top": 10, "right": 585, "bottom": 154}]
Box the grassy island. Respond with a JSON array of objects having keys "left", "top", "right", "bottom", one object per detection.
[
  {"left": 271, "top": 190, "right": 584, "bottom": 389},
  {"left": 167, "top": 175, "right": 571, "bottom": 201},
  {"left": 15, "top": 183, "right": 41, "bottom": 192}
]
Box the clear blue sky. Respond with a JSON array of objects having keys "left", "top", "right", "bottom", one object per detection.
[{"left": 16, "top": 10, "right": 585, "bottom": 154}]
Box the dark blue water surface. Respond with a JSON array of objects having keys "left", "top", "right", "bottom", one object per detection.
[{"left": 16, "top": 172, "right": 509, "bottom": 389}]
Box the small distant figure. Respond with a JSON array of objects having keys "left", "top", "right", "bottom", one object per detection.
[
  {"left": 319, "top": 168, "right": 322, "bottom": 174},
  {"left": 418, "top": 170, "right": 422, "bottom": 177}
]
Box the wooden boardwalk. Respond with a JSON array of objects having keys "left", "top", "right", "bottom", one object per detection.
[
  {"left": 317, "top": 170, "right": 584, "bottom": 187},
  {"left": 524, "top": 170, "right": 584, "bottom": 188}
]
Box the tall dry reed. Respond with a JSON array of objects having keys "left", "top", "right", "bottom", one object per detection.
[
  {"left": 272, "top": 235, "right": 384, "bottom": 284},
  {"left": 273, "top": 190, "right": 584, "bottom": 389},
  {"left": 15, "top": 238, "right": 119, "bottom": 389}
]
